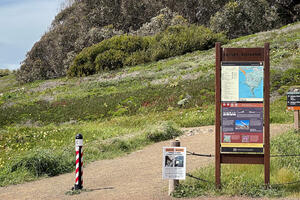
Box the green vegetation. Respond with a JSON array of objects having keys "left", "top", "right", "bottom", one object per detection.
[
  {"left": 0, "top": 74, "right": 19, "bottom": 93},
  {"left": 18, "top": 0, "right": 298, "bottom": 83},
  {"left": 173, "top": 130, "right": 300, "bottom": 198},
  {"left": 68, "top": 25, "right": 227, "bottom": 77},
  {"left": 0, "top": 120, "right": 182, "bottom": 186},
  {"left": 0, "top": 23, "right": 299, "bottom": 187},
  {"left": 210, "top": 0, "right": 279, "bottom": 39},
  {"left": 0, "top": 69, "right": 12, "bottom": 77}
]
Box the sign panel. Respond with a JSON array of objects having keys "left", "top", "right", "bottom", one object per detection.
[
  {"left": 215, "top": 43, "right": 270, "bottom": 187},
  {"left": 287, "top": 92, "right": 300, "bottom": 110},
  {"left": 222, "top": 48, "right": 264, "bottom": 61},
  {"left": 221, "top": 102, "right": 263, "bottom": 153},
  {"left": 221, "top": 62, "right": 264, "bottom": 102},
  {"left": 162, "top": 147, "right": 186, "bottom": 180}
]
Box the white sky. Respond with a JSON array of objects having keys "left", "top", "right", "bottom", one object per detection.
[{"left": 0, "top": 0, "right": 65, "bottom": 70}]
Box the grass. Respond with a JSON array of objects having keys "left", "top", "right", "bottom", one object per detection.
[
  {"left": 0, "top": 22, "right": 299, "bottom": 187},
  {"left": 173, "top": 130, "right": 300, "bottom": 198},
  {"left": 0, "top": 74, "right": 215, "bottom": 127},
  {"left": 0, "top": 119, "right": 183, "bottom": 186}
]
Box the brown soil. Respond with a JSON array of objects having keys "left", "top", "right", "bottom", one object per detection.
[{"left": 0, "top": 124, "right": 294, "bottom": 200}]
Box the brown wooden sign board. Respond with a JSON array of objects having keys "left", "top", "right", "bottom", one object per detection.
[{"left": 215, "top": 43, "right": 270, "bottom": 188}]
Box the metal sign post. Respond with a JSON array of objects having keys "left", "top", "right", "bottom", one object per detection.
[{"left": 215, "top": 43, "right": 270, "bottom": 188}]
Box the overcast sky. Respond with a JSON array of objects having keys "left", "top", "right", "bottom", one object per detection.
[{"left": 0, "top": 0, "right": 65, "bottom": 70}]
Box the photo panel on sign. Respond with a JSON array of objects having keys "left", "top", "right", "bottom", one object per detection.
[{"left": 221, "top": 102, "right": 264, "bottom": 153}]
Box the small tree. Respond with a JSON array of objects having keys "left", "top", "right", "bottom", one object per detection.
[{"left": 210, "top": 0, "right": 280, "bottom": 38}]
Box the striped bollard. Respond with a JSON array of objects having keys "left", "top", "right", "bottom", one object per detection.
[{"left": 74, "top": 134, "right": 83, "bottom": 190}]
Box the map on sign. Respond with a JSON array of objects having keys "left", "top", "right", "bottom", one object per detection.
[
  {"left": 221, "top": 62, "right": 263, "bottom": 102},
  {"left": 239, "top": 66, "right": 263, "bottom": 100}
]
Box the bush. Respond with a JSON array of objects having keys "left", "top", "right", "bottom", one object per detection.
[
  {"left": 272, "top": 130, "right": 300, "bottom": 172},
  {"left": 67, "top": 35, "right": 150, "bottom": 77},
  {"left": 95, "top": 49, "right": 126, "bottom": 71},
  {"left": 210, "top": 0, "right": 280, "bottom": 38},
  {"left": 0, "top": 69, "right": 11, "bottom": 77},
  {"left": 68, "top": 25, "right": 227, "bottom": 77},
  {"left": 271, "top": 67, "right": 300, "bottom": 92},
  {"left": 280, "top": 68, "right": 300, "bottom": 86},
  {"left": 151, "top": 25, "right": 227, "bottom": 60},
  {"left": 9, "top": 149, "right": 73, "bottom": 177},
  {"left": 124, "top": 51, "right": 151, "bottom": 66},
  {"left": 146, "top": 121, "right": 182, "bottom": 142}
]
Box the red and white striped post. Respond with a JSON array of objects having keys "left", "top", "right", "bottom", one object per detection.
[{"left": 74, "top": 134, "right": 83, "bottom": 190}]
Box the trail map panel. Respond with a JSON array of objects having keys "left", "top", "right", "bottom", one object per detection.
[{"left": 221, "top": 62, "right": 264, "bottom": 102}]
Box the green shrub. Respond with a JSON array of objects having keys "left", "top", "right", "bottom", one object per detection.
[
  {"left": 68, "top": 25, "right": 227, "bottom": 77},
  {"left": 271, "top": 67, "right": 300, "bottom": 92},
  {"left": 0, "top": 69, "right": 11, "bottom": 77},
  {"left": 102, "top": 139, "right": 131, "bottom": 152},
  {"left": 152, "top": 25, "right": 226, "bottom": 60},
  {"left": 67, "top": 35, "right": 150, "bottom": 77},
  {"left": 95, "top": 49, "right": 126, "bottom": 71},
  {"left": 146, "top": 121, "right": 182, "bottom": 142},
  {"left": 272, "top": 130, "right": 300, "bottom": 172},
  {"left": 67, "top": 62, "right": 96, "bottom": 77},
  {"left": 280, "top": 68, "right": 300, "bottom": 86},
  {"left": 210, "top": 0, "right": 279, "bottom": 38},
  {"left": 9, "top": 149, "right": 73, "bottom": 177},
  {"left": 124, "top": 51, "right": 151, "bottom": 66}
]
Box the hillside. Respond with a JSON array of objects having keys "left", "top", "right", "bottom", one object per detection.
[
  {"left": 0, "top": 22, "right": 299, "bottom": 187},
  {"left": 16, "top": 0, "right": 299, "bottom": 82}
]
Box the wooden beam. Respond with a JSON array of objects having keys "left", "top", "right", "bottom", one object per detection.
[
  {"left": 215, "top": 42, "right": 221, "bottom": 189},
  {"left": 221, "top": 154, "right": 264, "bottom": 164},
  {"left": 264, "top": 43, "right": 270, "bottom": 186}
]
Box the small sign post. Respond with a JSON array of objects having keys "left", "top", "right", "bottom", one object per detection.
[
  {"left": 162, "top": 141, "right": 186, "bottom": 195},
  {"left": 287, "top": 90, "right": 300, "bottom": 131}
]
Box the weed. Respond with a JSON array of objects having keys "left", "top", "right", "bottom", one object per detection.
[{"left": 145, "top": 121, "right": 182, "bottom": 142}]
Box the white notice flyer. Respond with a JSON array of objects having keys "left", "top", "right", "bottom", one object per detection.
[{"left": 162, "top": 147, "right": 186, "bottom": 180}]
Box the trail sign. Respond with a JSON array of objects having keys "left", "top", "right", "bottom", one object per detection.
[
  {"left": 287, "top": 91, "right": 300, "bottom": 110},
  {"left": 215, "top": 43, "right": 270, "bottom": 189}
]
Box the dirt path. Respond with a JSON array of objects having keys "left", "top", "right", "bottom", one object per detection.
[{"left": 0, "top": 124, "right": 293, "bottom": 200}]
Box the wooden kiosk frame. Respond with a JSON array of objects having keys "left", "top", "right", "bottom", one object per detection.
[{"left": 215, "top": 43, "right": 270, "bottom": 188}]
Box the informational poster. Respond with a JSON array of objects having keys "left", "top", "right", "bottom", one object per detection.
[
  {"left": 287, "top": 91, "right": 300, "bottom": 110},
  {"left": 221, "top": 62, "right": 264, "bottom": 102},
  {"left": 221, "top": 102, "right": 263, "bottom": 153},
  {"left": 162, "top": 147, "right": 186, "bottom": 180}
]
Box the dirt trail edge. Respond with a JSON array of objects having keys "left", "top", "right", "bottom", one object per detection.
[{"left": 0, "top": 124, "right": 293, "bottom": 200}]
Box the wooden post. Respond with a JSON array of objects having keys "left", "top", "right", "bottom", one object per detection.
[
  {"left": 295, "top": 110, "right": 300, "bottom": 131},
  {"left": 215, "top": 43, "right": 221, "bottom": 189},
  {"left": 264, "top": 43, "right": 270, "bottom": 186},
  {"left": 168, "top": 140, "right": 180, "bottom": 196}
]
